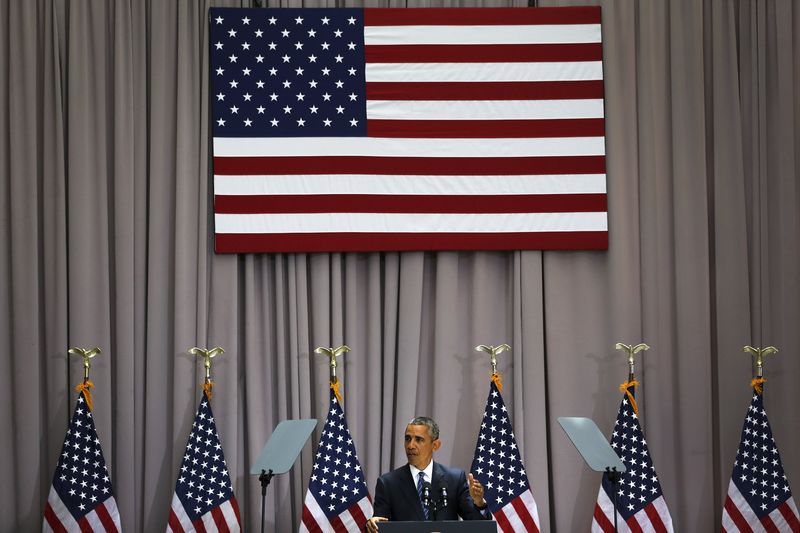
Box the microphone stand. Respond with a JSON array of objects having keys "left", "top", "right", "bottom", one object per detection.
[
  {"left": 259, "top": 469, "right": 274, "bottom": 533},
  {"left": 604, "top": 467, "right": 621, "bottom": 533},
  {"left": 422, "top": 483, "right": 431, "bottom": 521}
]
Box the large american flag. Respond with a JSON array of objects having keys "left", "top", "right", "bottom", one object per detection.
[
  {"left": 166, "top": 392, "right": 241, "bottom": 532},
  {"left": 721, "top": 388, "right": 800, "bottom": 532},
  {"left": 470, "top": 381, "right": 541, "bottom": 532},
  {"left": 209, "top": 7, "right": 607, "bottom": 253},
  {"left": 43, "top": 391, "right": 122, "bottom": 532},
  {"left": 592, "top": 386, "right": 674, "bottom": 532},
  {"left": 300, "top": 390, "right": 372, "bottom": 532}
]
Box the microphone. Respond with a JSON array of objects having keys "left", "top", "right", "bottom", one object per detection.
[
  {"left": 439, "top": 484, "right": 448, "bottom": 509},
  {"left": 422, "top": 481, "right": 432, "bottom": 519}
]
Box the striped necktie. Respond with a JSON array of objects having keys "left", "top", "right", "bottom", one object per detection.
[{"left": 416, "top": 471, "right": 430, "bottom": 520}]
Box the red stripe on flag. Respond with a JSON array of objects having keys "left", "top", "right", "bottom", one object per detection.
[
  {"left": 364, "top": 7, "right": 601, "bottom": 26},
  {"left": 43, "top": 503, "right": 69, "bottom": 533},
  {"left": 347, "top": 501, "right": 368, "bottom": 528},
  {"left": 301, "top": 505, "right": 325, "bottom": 533},
  {"left": 230, "top": 497, "right": 241, "bottom": 525},
  {"left": 366, "top": 80, "right": 604, "bottom": 101},
  {"left": 593, "top": 503, "right": 615, "bottom": 533},
  {"left": 211, "top": 506, "right": 231, "bottom": 533},
  {"left": 510, "top": 495, "right": 540, "bottom": 533},
  {"left": 330, "top": 515, "right": 348, "bottom": 533},
  {"left": 778, "top": 502, "right": 800, "bottom": 531},
  {"left": 214, "top": 193, "right": 607, "bottom": 215},
  {"left": 215, "top": 231, "right": 608, "bottom": 253},
  {"left": 760, "top": 515, "right": 780, "bottom": 533},
  {"left": 643, "top": 502, "right": 669, "bottom": 533},
  {"left": 168, "top": 509, "right": 187, "bottom": 533},
  {"left": 77, "top": 516, "right": 92, "bottom": 533},
  {"left": 94, "top": 502, "right": 119, "bottom": 533},
  {"left": 367, "top": 118, "right": 605, "bottom": 138},
  {"left": 625, "top": 515, "right": 644, "bottom": 533},
  {"left": 213, "top": 156, "right": 607, "bottom": 176},
  {"left": 724, "top": 496, "right": 755, "bottom": 533},
  {"left": 365, "top": 43, "right": 602, "bottom": 63},
  {"left": 191, "top": 518, "right": 208, "bottom": 533},
  {"left": 493, "top": 508, "right": 514, "bottom": 533}
]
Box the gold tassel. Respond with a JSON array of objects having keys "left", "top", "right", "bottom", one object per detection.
[
  {"left": 751, "top": 377, "right": 766, "bottom": 395},
  {"left": 491, "top": 372, "right": 503, "bottom": 393},
  {"left": 331, "top": 379, "right": 343, "bottom": 403},
  {"left": 203, "top": 380, "right": 214, "bottom": 401},
  {"left": 75, "top": 380, "right": 95, "bottom": 412},
  {"left": 619, "top": 380, "right": 639, "bottom": 416}
]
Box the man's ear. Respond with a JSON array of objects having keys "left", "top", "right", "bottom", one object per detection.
[{"left": 432, "top": 439, "right": 441, "bottom": 452}]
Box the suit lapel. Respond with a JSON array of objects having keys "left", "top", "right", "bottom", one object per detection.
[{"left": 399, "top": 465, "right": 426, "bottom": 521}]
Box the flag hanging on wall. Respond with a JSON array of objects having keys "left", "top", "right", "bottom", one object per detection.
[
  {"left": 166, "top": 392, "right": 241, "bottom": 532},
  {"left": 209, "top": 6, "right": 607, "bottom": 253},
  {"left": 720, "top": 385, "right": 800, "bottom": 532},
  {"left": 300, "top": 389, "right": 372, "bottom": 532},
  {"left": 591, "top": 382, "right": 674, "bottom": 532},
  {"left": 43, "top": 389, "right": 122, "bottom": 533},
  {"left": 470, "top": 379, "right": 541, "bottom": 532}
]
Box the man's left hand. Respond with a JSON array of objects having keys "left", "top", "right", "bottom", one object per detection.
[{"left": 468, "top": 473, "right": 486, "bottom": 508}]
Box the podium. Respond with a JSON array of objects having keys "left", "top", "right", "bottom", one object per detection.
[{"left": 379, "top": 522, "right": 497, "bottom": 533}]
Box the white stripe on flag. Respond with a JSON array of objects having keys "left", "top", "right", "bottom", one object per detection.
[
  {"left": 592, "top": 487, "right": 631, "bottom": 533},
  {"left": 495, "top": 489, "right": 541, "bottom": 533},
  {"left": 519, "top": 489, "right": 541, "bottom": 529},
  {"left": 364, "top": 24, "right": 602, "bottom": 45},
  {"left": 218, "top": 500, "right": 241, "bottom": 532},
  {"left": 365, "top": 99, "right": 605, "bottom": 120},
  {"left": 168, "top": 494, "right": 194, "bottom": 532},
  {"left": 626, "top": 498, "right": 674, "bottom": 533},
  {"left": 214, "top": 174, "right": 608, "bottom": 196},
  {"left": 365, "top": 61, "right": 603, "bottom": 82},
  {"left": 198, "top": 509, "right": 220, "bottom": 533},
  {"left": 45, "top": 487, "right": 80, "bottom": 531},
  {"left": 337, "top": 496, "right": 373, "bottom": 532},
  {"left": 215, "top": 212, "right": 609, "bottom": 234},
  {"left": 768, "top": 507, "right": 792, "bottom": 532},
  {"left": 725, "top": 481, "right": 767, "bottom": 533},
  {"left": 357, "top": 496, "right": 374, "bottom": 520},
  {"left": 300, "top": 492, "right": 332, "bottom": 532},
  {"left": 213, "top": 136, "right": 605, "bottom": 158}
]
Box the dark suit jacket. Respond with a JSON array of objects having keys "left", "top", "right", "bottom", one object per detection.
[{"left": 372, "top": 462, "right": 488, "bottom": 522}]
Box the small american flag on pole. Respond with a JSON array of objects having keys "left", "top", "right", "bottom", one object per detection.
[
  {"left": 43, "top": 390, "right": 122, "bottom": 533},
  {"left": 166, "top": 392, "right": 241, "bottom": 532},
  {"left": 721, "top": 387, "right": 800, "bottom": 532},
  {"left": 299, "top": 390, "right": 372, "bottom": 532},
  {"left": 470, "top": 380, "right": 541, "bottom": 533},
  {"left": 592, "top": 383, "right": 673, "bottom": 532},
  {"left": 209, "top": 7, "right": 607, "bottom": 253}
]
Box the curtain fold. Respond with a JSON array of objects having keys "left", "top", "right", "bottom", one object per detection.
[{"left": 1, "top": 0, "right": 799, "bottom": 531}]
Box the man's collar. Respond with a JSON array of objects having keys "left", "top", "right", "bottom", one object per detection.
[{"left": 408, "top": 461, "right": 434, "bottom": 481}]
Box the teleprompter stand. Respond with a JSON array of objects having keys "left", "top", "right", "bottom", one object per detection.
[
  {"left": 250, "top": 419, "right": 317, "bottom": 533},
  {"left": 558, "top": 417, "right": 627, "bottom": 533}
]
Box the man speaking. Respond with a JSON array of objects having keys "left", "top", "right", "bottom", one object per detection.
[{"left": 366, "top": 417, "right": 490, "bottom": 531}]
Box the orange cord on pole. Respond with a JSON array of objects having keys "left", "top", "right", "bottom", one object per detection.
[
  {"left": 619, "top": 380, "right": 640, "bottom": 416},
  {"left": 75, "top": 380, "right": 95, "bottom": 412},
  {"left": 751, "top": 377, "right": 766, "bottom": 395}
]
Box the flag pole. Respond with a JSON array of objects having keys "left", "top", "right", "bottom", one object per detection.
[
  {"left": 189, "top": 346, "right": 225, "bottom": 400},
  {"left": 610, "top": 342, "right": 650, "bottom": 533},
  {"left": 743, "top": 345, "right": 778, "bottom": 392},
  {"left": 314, "top": 345, "right": 350, "bottom": 402},
  {"left": 475, "top": 343, "right": 510, "bottom": 391},
  {"left": 68, "top": 347, "right": 101, "bottom": 411}
]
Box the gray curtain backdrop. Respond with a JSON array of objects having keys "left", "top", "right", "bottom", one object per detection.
[{"left": 1, "top": 0, "right": 798, "bottom": 530}]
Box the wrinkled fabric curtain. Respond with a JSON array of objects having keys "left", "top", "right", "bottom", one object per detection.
[{"left": 1, "top": 0, "right": 798, "bottom": 530}]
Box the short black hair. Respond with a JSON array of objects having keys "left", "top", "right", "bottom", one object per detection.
[{"left": 408, "top": 416, "right": 439, "bottom": 440}]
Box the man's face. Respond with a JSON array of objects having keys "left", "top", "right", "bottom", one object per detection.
[{"left": 404, "top": 424, "right": 440, "bottom": 469}]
